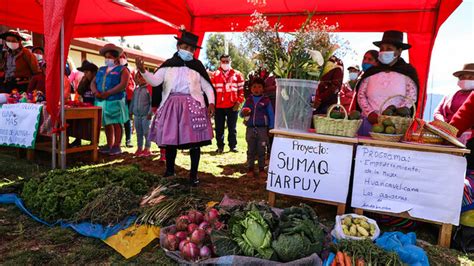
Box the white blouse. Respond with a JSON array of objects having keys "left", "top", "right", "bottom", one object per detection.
[{"left": 141, "top": 66, "right": 215, "bottom": 108}]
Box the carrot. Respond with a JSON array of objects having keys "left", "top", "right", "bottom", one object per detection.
[
  {"left": 356, "top": 258, "right": 365, "bottom": 266},
  {"left": 336, "top": 251, "right": 345, "bottom": 266},
  {"left": 343, "top": 252, "right": 352, "bottom": 266}
]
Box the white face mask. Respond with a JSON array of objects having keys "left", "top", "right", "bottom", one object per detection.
[
  {"left": 105, "top": 58, "right": 116, "bottom": 67},
  {"left": 221, "top": 63, "right": 231, "bottom": 71},
  {"left": 348, "top": 72, "right": 359, "bottom": 81},
  {"left": 458, "top": 80, "right": 474, "bottom": 91},
  {"left": 120, "top": 58, "right": 127, "bottom": 66},
  {"left": 6, "top": 42, "right": 19, "bottom": 50},
  {"left": 378, "top": 51, "right": 396, "bottom": 65},
  {"left": 34, "top": 54, "right": 43, "bottom": 62}
]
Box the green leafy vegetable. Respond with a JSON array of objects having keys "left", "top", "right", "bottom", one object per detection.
[
  {"left": 230, "top": 204, "right": 276, "bottom": 260},
  {"left": 210, "top": 230, "right": 242, "bottom": 257}
]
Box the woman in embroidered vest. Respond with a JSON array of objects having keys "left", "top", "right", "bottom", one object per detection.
[
  {"left": 91, "top": 43, "right": 130, "bottom": 155},
  {"left": 135, "top": 30, "right": 215, "bottom": 186}
]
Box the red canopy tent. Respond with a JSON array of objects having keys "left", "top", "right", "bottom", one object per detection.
[{"left": 1, "top": 0, "right": 462, "bottom": 167}]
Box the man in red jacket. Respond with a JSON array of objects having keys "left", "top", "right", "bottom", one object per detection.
[{"left": 211, "top": 55, "right": 245, "bottom": 153}]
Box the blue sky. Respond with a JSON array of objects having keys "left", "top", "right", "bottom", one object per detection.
[{"left": 107, "top": 0, "right": 473, "bottom": 97}]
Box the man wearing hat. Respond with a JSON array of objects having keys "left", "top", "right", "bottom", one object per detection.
[
  {"left": 355, "top": 30, "right": 419, "bottom": 134},
  {"left": 135, "top": 30, "right": 215, "bottom": 187},
  {"left": 340, "top": 64, "right": 360, "bottom": 110},
  {"left": 0, "top": 30, "right": 41, "bottom": 93}
]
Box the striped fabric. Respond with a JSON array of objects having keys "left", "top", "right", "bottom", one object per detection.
[{"left": 462, "top": 170, "right": 474, "bottom": 213}]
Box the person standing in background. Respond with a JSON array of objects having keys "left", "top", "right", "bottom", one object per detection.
[
  {"left": 0, "top": 30, "right": 41, "bottom": 93},
  {"left": 340, "top": 64, "right": 360, "bottom": 111},
  {"left": 120, "top": 52, "right": 135, "bottom": 148},
  {"left": 211, "top": 54, "right": 245, "bottom": 153}
]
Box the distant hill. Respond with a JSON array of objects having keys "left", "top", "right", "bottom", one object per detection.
[{"left": 423, "top": 93, "right": 445, "bottom": 121}]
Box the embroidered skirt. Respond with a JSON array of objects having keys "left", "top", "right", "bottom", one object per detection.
[{"left": 149, "top": 93, "right": 213, "bottom": 149}]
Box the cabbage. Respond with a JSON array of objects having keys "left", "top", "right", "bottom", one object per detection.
[{"left": 231, "top": 207, "right": 274, "bottom": 259}]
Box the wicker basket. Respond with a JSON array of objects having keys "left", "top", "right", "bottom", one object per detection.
[
  {"left": 378, "top": 95, "right": 415, "bottom": 134},
  {"left": 313, "top": 104, "right": 362, "bottom": 137},
  {"left": 369, "top": 132, "right": 403, "bottom": 142}
]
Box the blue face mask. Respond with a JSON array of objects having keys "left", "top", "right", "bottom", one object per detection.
[
  {"left": 362, "top": 63, "right": 373, "bottom": 72},
  {"left": 178, "top": 49, "right": 194, "bottom": 61},
  {"left": 378, "top": 51, "right": 396, "bottom": 65}
]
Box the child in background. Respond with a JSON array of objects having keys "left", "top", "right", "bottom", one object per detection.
[
  {"left": 241, "top": 78, "right": 274, "bottom": 178},
  {"left": 130, "top": 72, "right": 153, "bottom": 157}
]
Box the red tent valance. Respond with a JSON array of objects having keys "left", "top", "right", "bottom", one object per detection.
[{"left": 0, "top": 0, "right": 462, "bottom": 123}]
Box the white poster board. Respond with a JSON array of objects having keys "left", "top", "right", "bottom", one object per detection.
[
  {"left": 352, "top": 145, "right": 466, "bottom": 225},
  {"left": 267, "top": 137, "right": 353, "bottom": 203},
  {"left": 0, "top": 103, "right": 43, "bottom": 149}
]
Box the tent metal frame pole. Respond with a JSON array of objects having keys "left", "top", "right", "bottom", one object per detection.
[
  {"left": 60, "top": 20, "right": 66, "bottom": 169},
  {"left": 52, "top": 133, "right": 56, "bottom": 168}
]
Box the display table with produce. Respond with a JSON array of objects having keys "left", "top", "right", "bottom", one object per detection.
[{"left": 32, "top": 106, "right": 102, "bottom": 162}]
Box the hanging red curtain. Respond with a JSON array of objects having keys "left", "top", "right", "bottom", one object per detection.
[{"left": 43, "top": 0, "right": 80, "bottom": 126}]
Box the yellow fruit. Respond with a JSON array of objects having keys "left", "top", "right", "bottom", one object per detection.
[
  {"left": 356, "top": 225, "right": 369, "bottom": 237},
  {"left": 350, "top": 224, "right": 357, "bottom": 236},
  {"left": 360, "top": 221, "right": 370, "bottom": 230}
]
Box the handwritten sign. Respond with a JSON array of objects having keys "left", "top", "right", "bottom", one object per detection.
[
  {"left": 352, "top": 145, "right": 466, "bottom": 225},
  {"left": 266, "top": 137, "right": 353, "bottom": 203},
  {"left": 0, "top": 103, "right": 43, "bottom": 148}
]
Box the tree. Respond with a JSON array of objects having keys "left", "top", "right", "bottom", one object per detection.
[
  {"left": 204, "top": 33, "right": 254, "bottom": 78},
  {"left": 119, "top": 36, "right": 126, "bottom": 46},
  {"left": 133, "top": 44, "right": 142, "bottom": 51}
]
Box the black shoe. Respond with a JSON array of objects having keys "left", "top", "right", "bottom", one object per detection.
[
  {"left": 230, "top": 148, "right": 238, "bottom": 153},
  {"left": 163, "top": 171, "right": 175, "bottom": 177},
  {"left": 215, "top": 148, "right": 223, "bottom": 154},
  {"left": 126, "top": 140, "right": 134, "bottom": 148},
  {"left": 190, "top": 177, "right": 199, "bottom": 187}
]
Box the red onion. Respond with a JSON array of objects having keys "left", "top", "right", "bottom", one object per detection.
[
  {"left": 163, "top": 233, "right": 179, "bottom": 251},
  {"left": 176, "top": 215, "right": 190, "bottom": 231},
  {"left": 206, "top": 208, "right": 219, "bottom": 223},
  {"left": 175, "top": 231, "right": 188, "bottom": 242},
  {"left": 198, "top": 221, "right": 210, "bottom": 230},
  {"left": 188, "top": 210, "right": 204, "bottom": 224},
  {"left": 179, "top": 239, "right": 189, "bottom": 252},
  {"left": 188, "top": 223, "right": 198, "bottom": 233},
  {"left": 182, "top": 242, "right": 200, "bottom": 261},
  {"left": 199, "top": 245, "right": 212, "bottom": 259},
  {"left": 206, "top": 227, "right": 213, "bottom": 235},
  {"left": 190, "top": 228, "right": 206, "bottom": 245}
]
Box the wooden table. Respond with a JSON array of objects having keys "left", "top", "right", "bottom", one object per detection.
[
  {"left": 355, "top": 136, "right": 470, "bottom": 248},
  {"left": 267, "top": 129, "right": 358, "bottom": 215},
  {"left": 31, "top": 107, "right": 101, "bottom": 162}
]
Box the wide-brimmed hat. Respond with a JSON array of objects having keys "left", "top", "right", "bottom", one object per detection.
[
  {"left": 99, "top": 43, "right": 123, "bottom": 56},
  {"left": 31, "top": 46, "right": 44, "bottom": 53},
  {"left": 0, "top": 30, "right": 26, "bottom": 41},
  {"left": 174, "top": 30, "right": 202, "bottom": 49},
  {"left": 77, "top": 60, "right": 99, "bottom": 72},
  {"left": 453, "top": 63, "right": 474, "bottom": 77},
  {"left": 373, "top": 30, "right": 411, "bottom": 50},
  {"left": 425, "top": 120, "right": 465, "bottom": 148}
]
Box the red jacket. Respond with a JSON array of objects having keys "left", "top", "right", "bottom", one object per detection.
[
  {"left": 125, "top": 68, "right": 136, "bottom": 101},
  {"left": 450, "top": 91, "right": 474, "bottom": 137},
  {"left": 211, "top": 68, "right": 245, "bottom": 108}
]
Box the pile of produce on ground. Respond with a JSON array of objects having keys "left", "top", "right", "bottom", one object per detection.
[
  {"left": 330, "top": 239, "right": 404, "bottom": 266},
  {"left": 161, "top": 202, "right": 327, "bottom": 263},
  {"left": 21, "top": 165, "right": 195, "bottom": 225},
  {"left": 161, "top": 208, "right": 222, "bottom": 261}
]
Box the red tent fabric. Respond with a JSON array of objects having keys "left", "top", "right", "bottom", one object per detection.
[{"left": 1, "top": 0, "right": 462, "bottom": 122}]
